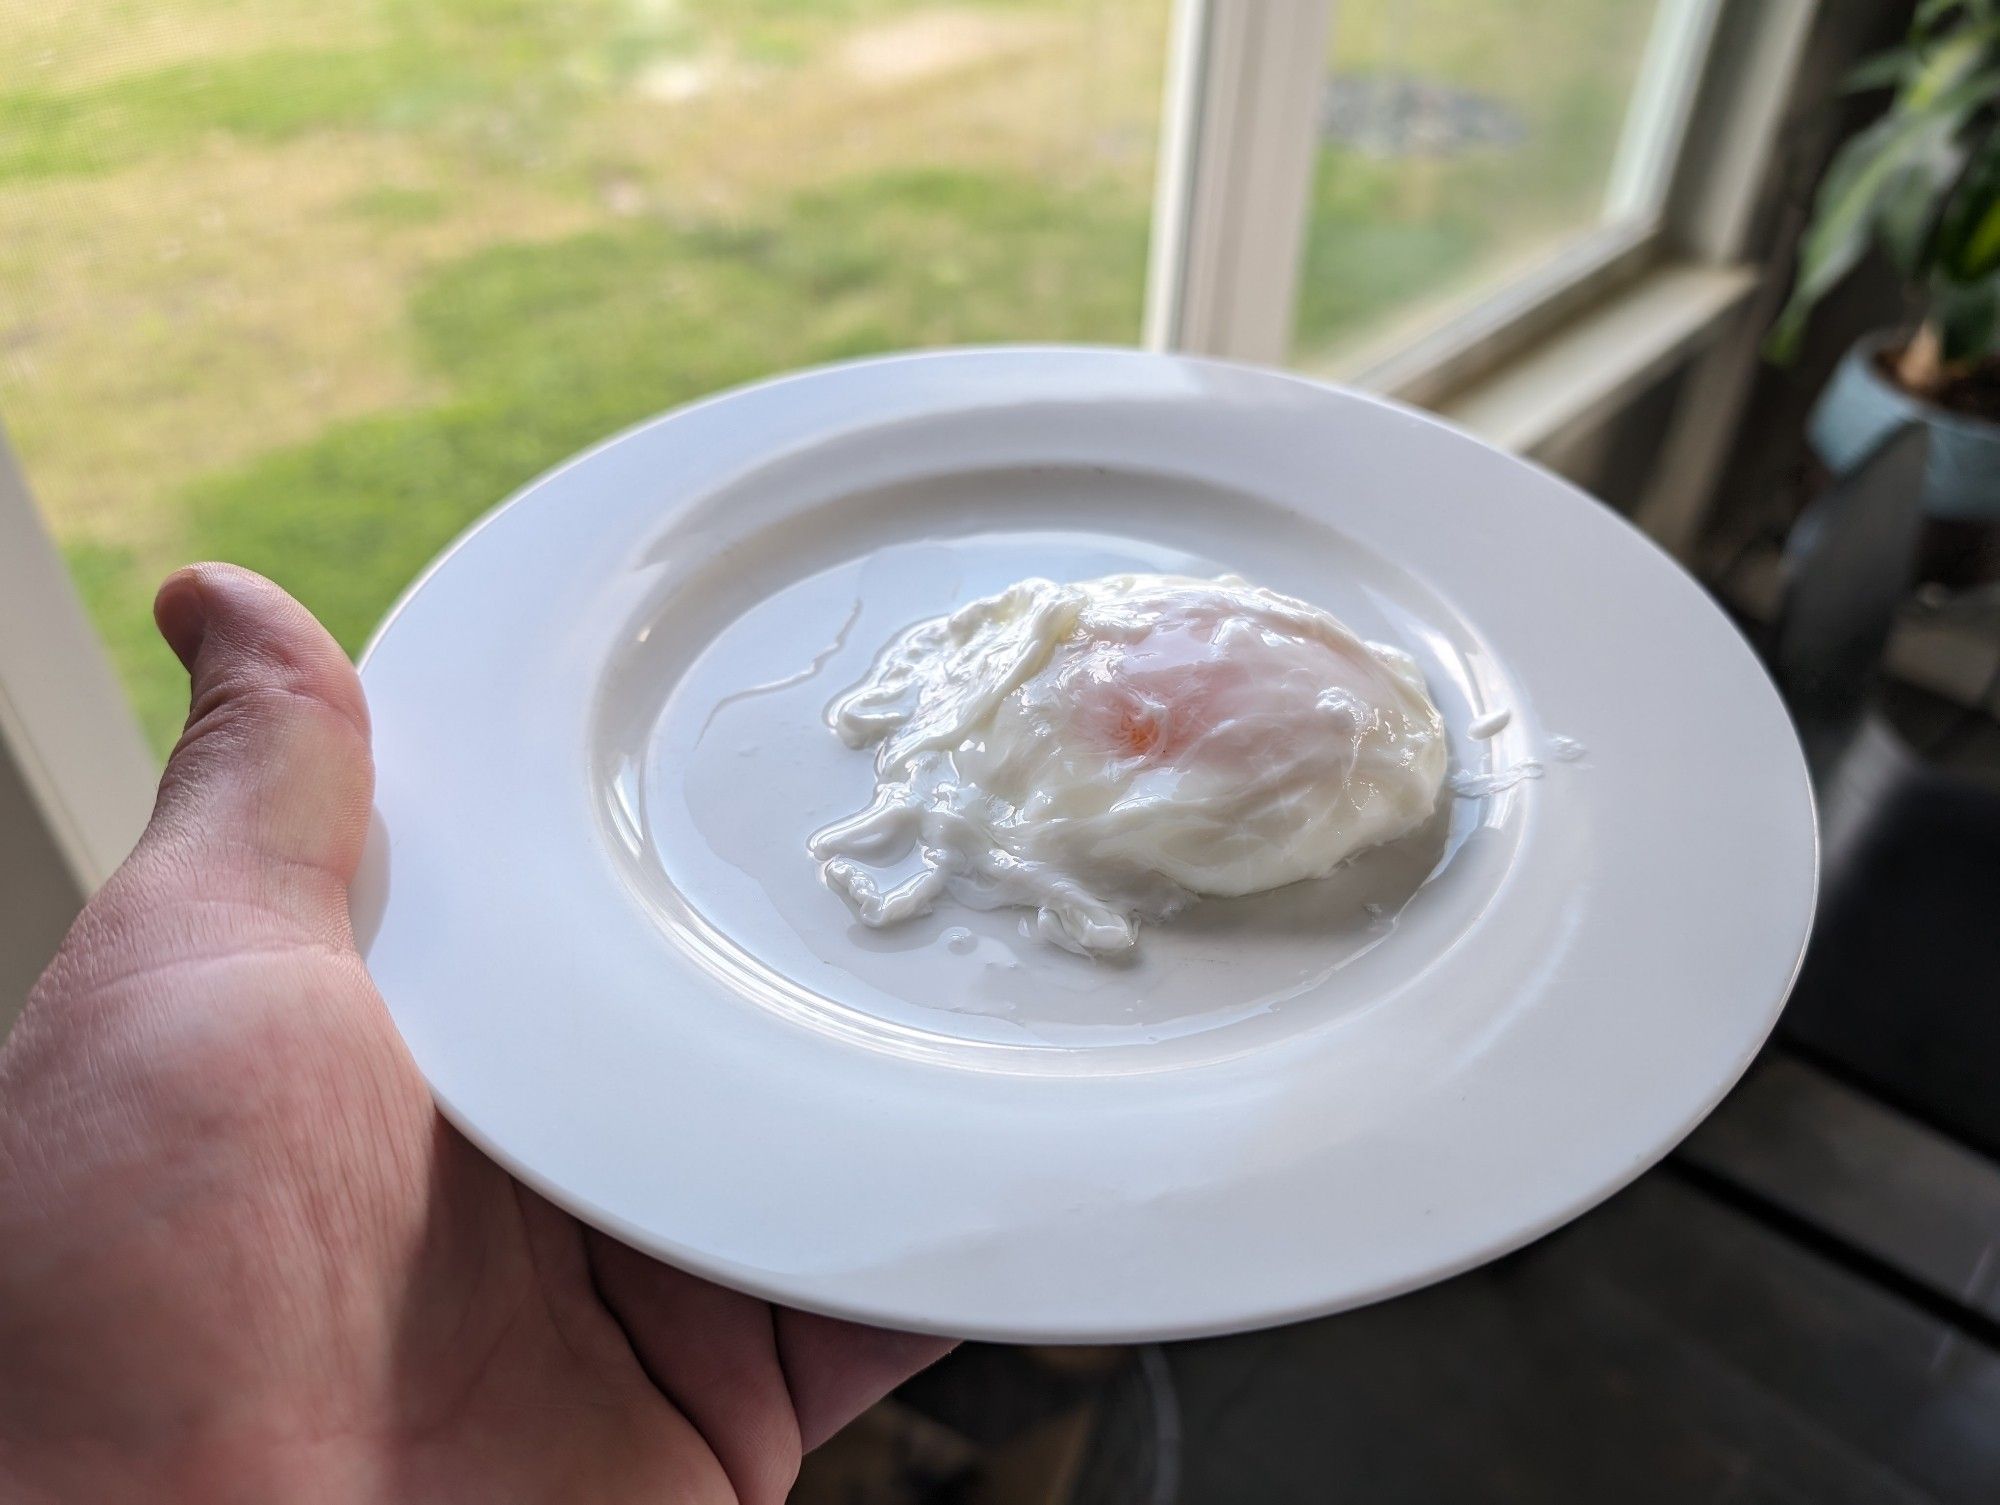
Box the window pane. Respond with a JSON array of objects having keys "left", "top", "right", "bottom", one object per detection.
[
  {"left": 0, "top": 0, "right": 1171, "bottom": 754},
  {"left": 1292, "top": 0, "right": 1689, "bottom": 369}
]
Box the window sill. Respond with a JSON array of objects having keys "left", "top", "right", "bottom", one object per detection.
[{"left": 1422, "top": 261, "right": 1758, "bottom": 461}]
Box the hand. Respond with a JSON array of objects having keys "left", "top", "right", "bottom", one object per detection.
[{"left": 0, "top": 566, "right": 949, "bottom": 1504}]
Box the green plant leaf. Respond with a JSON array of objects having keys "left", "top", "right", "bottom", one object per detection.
[
  {"left": 1934, "top": 126, "right": 2000, "bottom": 278},
  {"left": 1767, "top": 73, "right": 1997, "bottom": 362},
  {"left": 1916, "top": 0, "right": 1964, "bottom": 34},
  {"left": 1915, "top": 0, "right": 1997, "bottom": 40},
  {"left": 1903, "top": 28, "right": 1996, "bottom": 108},
  {"left": 1957, "top": 194, "right": 2000, "bottom": 277},
  {"left": 1932, "top": 269, "right": 2000, "bottom": 360},
  {"left": 1768, "top": 128, "right": 1934, "bottom": 360},
  {"left": 1880, "top": 147, "right": 1969, "bottom": 275},
  {"left": 1848, "top": 6, "right": 2000, "bottom": 93},
  {"left": 1845, "top": 48, "right": 1917, "bottom": 93}
]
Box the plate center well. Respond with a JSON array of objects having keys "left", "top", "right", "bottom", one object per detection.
[{"left": 593, "top": 464, "right": 1528, "bottom": 1069}]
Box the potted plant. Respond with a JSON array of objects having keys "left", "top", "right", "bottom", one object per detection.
[{"left": 1770, "top": 0, "right": 2000, "bottom": 525}]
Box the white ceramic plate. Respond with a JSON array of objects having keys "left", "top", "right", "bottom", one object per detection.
[{"left": 354, "top": 348, "right": 1816, "bottom": 1342}]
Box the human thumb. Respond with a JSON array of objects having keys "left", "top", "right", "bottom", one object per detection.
[{"left": 137, "top": 564, "right": 374, "bottom": 945}]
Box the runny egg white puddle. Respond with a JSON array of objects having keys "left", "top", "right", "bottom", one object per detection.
[{"left": 605, "top": 524, "right": 1539, "bottom": 1062}]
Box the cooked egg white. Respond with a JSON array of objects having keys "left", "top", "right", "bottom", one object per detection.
[{"left": 809, "top": 573, "right": 1446, "bottom": 954}]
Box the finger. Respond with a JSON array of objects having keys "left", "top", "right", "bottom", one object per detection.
[
  {"left": 774, "top": 1308, "right": 955, "bottom": 1450},
  {"left": 141, "top": 564, "right": 373, "bottom": 939}
]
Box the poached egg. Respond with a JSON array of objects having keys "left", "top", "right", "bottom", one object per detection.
[{"left": 809, "top": 573, "right": 1446, "bottom": 954}]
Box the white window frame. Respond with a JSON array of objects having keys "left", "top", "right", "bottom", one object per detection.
[
  {"left": 2, "top": 419, "right": 154, "bottom": 1032},
  {"left": 0, "top": 428, "right": 154, "bottom": 889},
  {"left": 1146, "top": 0, "right": 1814, "bottom": 438},
  {"left": 0, "top": 0, "right": 1819, "bottom": 939},
  {"left": 1143, "top": 0, "right": 1333, "bottom": 360}
]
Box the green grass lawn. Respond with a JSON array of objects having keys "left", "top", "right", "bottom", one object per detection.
[
  {"left": 75, "top": 165, "right": 1152, "bottom": 741},
  {"left": 0, "top": 0, "right": 1645, "bottom": 753}
]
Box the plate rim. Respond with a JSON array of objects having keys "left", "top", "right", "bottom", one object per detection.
[{"left": 355, "top": 344, "right": 1819, "bottom": 1341}]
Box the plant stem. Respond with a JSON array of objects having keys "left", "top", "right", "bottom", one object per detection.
[{"left": 1894, "top": 320, "right": 1947, "bottom": 396}]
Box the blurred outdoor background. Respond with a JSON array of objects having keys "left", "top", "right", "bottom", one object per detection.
[{"left": 2, "top": 0, "right": 1653, "bottom": 751}]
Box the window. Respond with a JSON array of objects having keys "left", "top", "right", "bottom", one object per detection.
[
  {"left": 0, "top": 0, "right": 1173, "bottom": 754},
  {"left": 1293, "top": 0, "right": 1713, "bottom": 373},
  {"left": 4, "top": 0, "right": 1765, "bottom": 807}
]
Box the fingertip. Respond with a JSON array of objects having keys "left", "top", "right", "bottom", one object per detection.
[
  {"left": 155, "top": 563, "right": 370, "bottom": 743},
  {"left": 153, "top": 567, "right": 210, "bottom": 672},
  {"left": 143, "top": 564, "right": 376, "bottom": 914}
]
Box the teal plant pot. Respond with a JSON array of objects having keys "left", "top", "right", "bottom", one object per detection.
[{"left": 1809, "top": 334, "right": 2000, "bottom": 522}]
